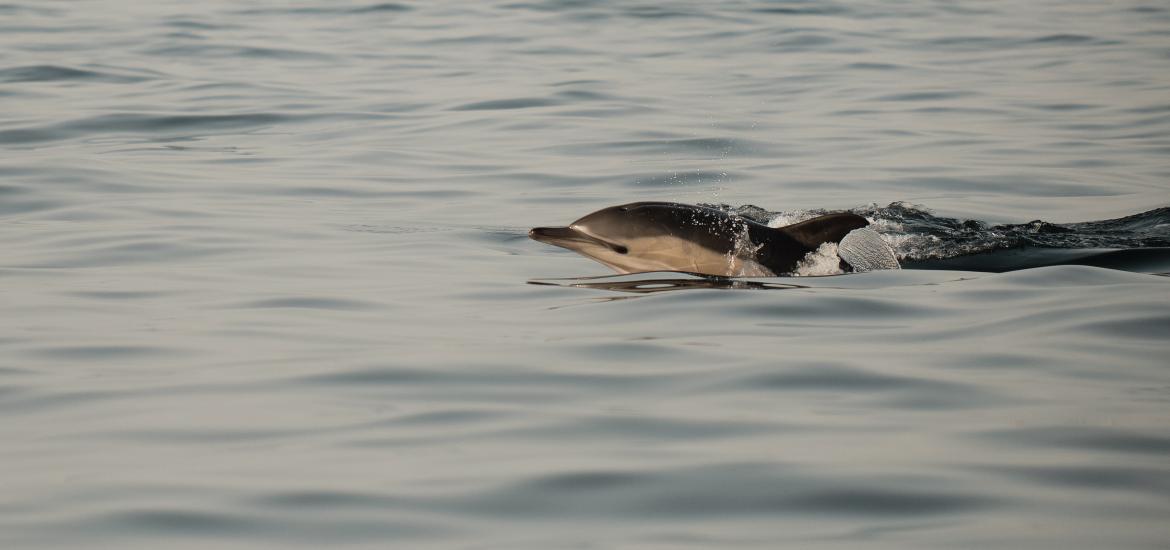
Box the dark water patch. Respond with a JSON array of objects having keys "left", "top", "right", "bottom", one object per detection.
[
  {"left": 452, "top": 97, "right": 561, "bottom": 111},
  {"left": 1026, "top": 102, "right": 1101, "bottom": 111},
  {"left": 723, "top": 364, "right": 998, "bottom": 410},
  {"left": 785, "top": 489, "right": 987, "bottom": 516},
  {"left": 102, "top": 509, "right": 260, "bottom": 535},
  {"left": 555, "top": 105, "right": 657, "bottom": 118},
  {"left": 77, "top": 509, "right": 450, "bottom": 541},
  {"left": 940, "top": 353, "right": 1054, "bottom": 370},
  {"left": 1070, "top": 314, "right": 1170, "bottom": 340},
  {"left": 234, "top": 3, "right": 411, "bottom": 15},
  {"left": 502, "top": 0, "right": 607, "bottom": 12},
  {"left": 515, "top": 45, "right": 600, "bottom": 56},
  {"left": 921, "top": 35, "right": 1006, "bottom": 50},
  {"left": 889, "top": 176, "right": 1119, "bottom": 197},
  {"left": 67, "top": 290, "right": 172, "bottom": 301},
  {"left": 1028, "top": 34, "right": 1098, "bottom": 44},
  {"left": 0, "top": 24, "right": 103, "bottom": 35},
  {"left": 162, "top": 18, "right": 236, "bottom": 30},
  {"left": 623, "top": 5, "right": 702, "bottom": 19},
  {"left": 235, "top": 297, "right": 381, "bottom": 311},
  {"left": 143, "top": 44, "right": 334, "bottom": 61},
  {"left": 109, "top": 428, "right": 307, "bottom": 444},
  {"left": 0, "top": 389, "right": 123, "bottom": 413},
  {"left": 381, "top": 408, "right": 514, "bottom": 427},
  {"left": 906, "top": 248, "right": 1170, "bottom": 273},
  {"left": 469, "top": 226, "right": 529, "bottom": 245},
  {"left": 29, "top": 345, "right": 178, "bottom": 360},
  {"left": 0, "top": 65, "right": 150, "bottom": 84},
  {"left": 846, "top": 62, "right": 905, "bottom": 71},
  {"left": 0, "top": 112, "right": 306, "bottom": 145},
  {"left": 19, "top": 239, "right": 236, "bottom": 268},
  {"left": 544, "top": 136, "right": 777, "bottom": 158},
  {"left": 751, "top": 4, "right": 848, "bottom": 16},
  {"left": 0, "top": 197, "right": 66, "bottom": 216},
  {"left": 0, "top": 385, "right": 22, "bottom": 400},
  {"left": 747, "top": 294, "right": 945, "bottom": 319},
  {"left": 510, "top": 414, "right": 786, "bottom": 440},
  {"left": 734, "top": 364, "right": 944, "bottom": 391},
  {"left": 351, "top": 2, "right": 413, "bottom": 14},
  {"left": 418, "top": 34, "right": 526, "bottom": 46},
  {"left": 876, "top": 91, "right": 976, "bottom": 102},
  {"left": 550, "top": 78, "right": 605, "bottom": 87},
  {"left": 257, "top": 490, "right": 401, "bottom": 510},
  {"left": 464, "top": 463, "right": 994, "bottom": 519},
  {"left": 0, "top": 127, "right": 62, "bottom": 144},
  {"left": 299, "top": 365, "right": 662, "bottom": 391},
  {"left": 554, "top": 89, "right": 614, "bottom": 102},
  {"left": 982, "top": 465, "right": 1170, "bottom": 496},
  {"left": 979, "top": 426, "right": 1170, "bottom": 454},
  {"left": 769, "top": 33, "right": 837, "bottom": 50},
  {"left": 0, "top": 3, "right": 60, "bottom": 15}
]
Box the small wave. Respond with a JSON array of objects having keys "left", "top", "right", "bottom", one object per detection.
[
  {"left": 233, "top": 297, "right": 382, "bottom": 311},
  {"left": 452, "top": 97, "right": 561, "bottom": 111},
  {"left": 0, "top": 112, "right": 303, "bottom": 145},
  {"left": 0, "top": 65, "right": 151, "bottom": 84},
  {"left": 232, "top": 3, "right": 411, "bottom": 16},
  {"left": 143, "top": 44, "right": 335, "bottom": 60},
  {"left": 462, "top": 463, "right": 995, "bottom": 519}
]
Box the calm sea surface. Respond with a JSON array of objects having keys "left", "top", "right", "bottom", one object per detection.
[{"left": 2, "top": 1, "right": 1169, "bottom": 548}]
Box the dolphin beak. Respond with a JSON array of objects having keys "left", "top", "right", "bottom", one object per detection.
[
  {"left": 529, "top": 226, "right": 627, "bottom": 254},
  {"left": 529, "top": 226, "right": 580, "bottom": 244}
]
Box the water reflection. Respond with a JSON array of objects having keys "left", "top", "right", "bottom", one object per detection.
[{"left": 529, "top": 272, "right": 809, "bottom": 293}]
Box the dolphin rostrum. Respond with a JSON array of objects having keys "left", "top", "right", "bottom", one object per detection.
[{"left": 529, "top": 201, "right": 871, "bottom": 277}]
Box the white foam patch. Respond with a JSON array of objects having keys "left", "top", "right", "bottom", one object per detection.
[
  {"left": 792, "top": 242, "right": 844, "bottom": 276},
  {"left": 767, "top": 211, "right": 819, "bottom": 228},
  {"left": 864, "top": 217, "right": 904, "bottom": 232}
]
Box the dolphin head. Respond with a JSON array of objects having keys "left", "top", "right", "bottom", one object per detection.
[
  {"left": 529, "top": 203, "right": 644, "bottom": 270},
  {"left": 528, "top": 202, "right": 750, "bottom": 274}
]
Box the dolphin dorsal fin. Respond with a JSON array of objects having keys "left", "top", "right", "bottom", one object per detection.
[{"left": 775, "top": 213, "right": 869, "bottom": 249}]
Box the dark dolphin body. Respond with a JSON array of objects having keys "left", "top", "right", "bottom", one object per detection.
[{"left": 529, "top": 201, "right": 868, "bottom": 277}]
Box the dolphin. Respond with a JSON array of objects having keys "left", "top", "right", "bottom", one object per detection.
[{"left": 529, "top": 201, "right": 870, "bottom": 277}]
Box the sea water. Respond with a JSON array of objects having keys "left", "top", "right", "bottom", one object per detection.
[{"left": 2, "top": 1, "right": 1169, "bottom": 548}]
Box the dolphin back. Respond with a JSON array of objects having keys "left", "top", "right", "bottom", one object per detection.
[{"left": 774, "top": 213, "right": 869, "bottom": 249}]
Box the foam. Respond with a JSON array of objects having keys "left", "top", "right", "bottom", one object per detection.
[{"left": 792, "top": 242, "right": 844, "bottom": 276}]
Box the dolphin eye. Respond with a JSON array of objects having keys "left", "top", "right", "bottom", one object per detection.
[{"left": 613, "top": 244, "right": 628, "bottom": 254}]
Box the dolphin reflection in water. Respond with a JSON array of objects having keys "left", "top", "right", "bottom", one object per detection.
[{"left": 530, "top": 202, "right": 896, "bottom": 277}]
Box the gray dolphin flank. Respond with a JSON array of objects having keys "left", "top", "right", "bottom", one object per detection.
[{"left": 529, "top": 201, "right": 870, "bottom": 277}]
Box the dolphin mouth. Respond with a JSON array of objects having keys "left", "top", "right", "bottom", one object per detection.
[{"left": 529, "top": 226, "right": 628, "bottom": 254}]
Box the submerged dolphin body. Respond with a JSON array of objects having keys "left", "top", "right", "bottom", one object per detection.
[{"left": 529, "top": 201, "right": 870, "bottom": 277}]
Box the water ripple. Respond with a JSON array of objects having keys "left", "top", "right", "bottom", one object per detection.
[
  {"left": 0, "top": 65, "right": 153, "bottom": 84},
  {"left": 0, "top": 112, "right": 305, "bottom": 145},
  {"left": 463, "top": 464, "right": 995, "bottom": 519}
]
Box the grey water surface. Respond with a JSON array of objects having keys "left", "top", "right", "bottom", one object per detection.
[{"left": 2, "top": 1, "right": 1170, "bottom": 548}]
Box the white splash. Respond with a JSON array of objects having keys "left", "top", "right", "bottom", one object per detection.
[
  {"left": 725, "top": 223, "right": 768, "bottom": 277},
  {"left": 792, "top": 242, "right": 844, "bottom": 276},
  {"left": 766, "top": 211, "right": 819, "bottom": 228}
]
